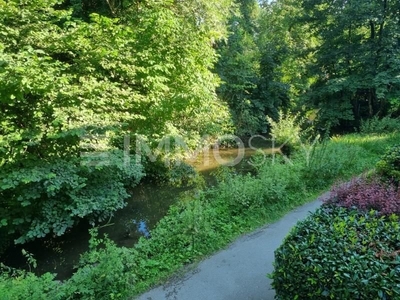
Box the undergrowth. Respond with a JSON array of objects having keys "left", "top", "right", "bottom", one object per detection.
[{"left": 1, "top": 132, "right": 400, "bottom": 299}]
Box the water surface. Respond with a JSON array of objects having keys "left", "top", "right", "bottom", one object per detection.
[{"left": 1, "top": 136, "right": 274, "bottom": 280}]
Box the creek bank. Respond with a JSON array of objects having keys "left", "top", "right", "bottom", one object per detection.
[{"left": 1, "top": 136, "right": 274, "bottom": 280}]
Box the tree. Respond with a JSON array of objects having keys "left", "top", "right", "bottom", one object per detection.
[
  {"left": 216, "top": 0, "right": 281, "bottom": 135},
  {"left": 0, "top": 0, "right": 235, "bottom": 243},
  {"left": 216, "top": 0, "right": 298, "bottom": 135},
  {"left": 297, "top": 0, "right": 400, "bottom": 127},
  {"left": 215, "top": 2, "right": 262, "bottom": 135},
  {"left": 0, "top": 0, "right": 147, "bottom": 243}
]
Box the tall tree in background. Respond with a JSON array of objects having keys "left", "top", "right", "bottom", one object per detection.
[
  {"left": 216, "top": 0, "right": 295, "bottom": 135},
  {"left": 255, "top": 0, "right": 302, "bottom": 119},
  {"left": 216, "top": 0, "right": 263, "bottom": 135},
  {"left": 297, "top": 0, "right": 400, "bottom": 128},
  {"left": 258, "top": 0, "right": 315, "bottom": 104}
]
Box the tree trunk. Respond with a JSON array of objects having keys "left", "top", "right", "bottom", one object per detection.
[{"left": 368, "top": 89, "right": 374, "bottom": 117}]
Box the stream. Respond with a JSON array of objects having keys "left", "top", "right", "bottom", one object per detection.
[{"left": 1, "top": 135, "right": 275, "bottom": 280}]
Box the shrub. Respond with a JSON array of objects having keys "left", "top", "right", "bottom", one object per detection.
[
  {"left": 61, "top": 230, "right": 137, "bottom": 300},
  {"left": 360, "top": 116, "right": 400, "bottom": 134},
  {"left": 0, "top": 230, "right": 141, "bottom": 300},
  {"left": 376, "top": 144, "right": 400, "bottom": 184},
  {"left": 0, "top": 152, "right": 144, "bottom": 244},
  {"left": 270, "top": 206, "right": 400, "bottom": 299},
  {"left": 266, "top": 110, "right": 305, "bottom": 154},
  {"left": 0, "top": 266, "right": 61, "bottom": 300},
  {"left": 163, "top": 160, "right": 199, "bottom": 187},
  {"left": 326, "top": 177, "right": 400, "bottom": 215},
  {"left": 212, "top": 158, "right": 306, "bottom": 217}
]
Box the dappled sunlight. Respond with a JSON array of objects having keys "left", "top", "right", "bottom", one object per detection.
[
  {"left": 332, "top": 133, "right": 396, "bottom": 144},
  {"left": 1, "top": 0, "right": 400, "bottom": 298},
  {"left": 186, "top": 146, "right": 279, "bottom": 173}
]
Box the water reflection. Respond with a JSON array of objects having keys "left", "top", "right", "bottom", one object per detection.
[
  {"left": 1, "top": 136, "right": 273, "bottom": 280},
  {"left": 124, "top": 219, "right": 151, "bottom": 239},
  {"left": 99, "top": 183, "right": 184, "bottom": 248}
]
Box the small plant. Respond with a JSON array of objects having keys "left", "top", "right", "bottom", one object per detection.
[
  {"left": 266, "top": 110, "right": 305, "bottom": 154},
  {"left": 0, "top": 265, "right": 59, "bottom": 300},
  {"left": 62, "top": 229, "right": 138, "bottom": 300},
  {"left": 22, "top": 249, "right": 37, "bottom": 273},
  {"left": 326, "top": 176, "right": 400, "bottom": 215},
  {"left": 376, "top": 144, "right": 400, "bottom": 184}
]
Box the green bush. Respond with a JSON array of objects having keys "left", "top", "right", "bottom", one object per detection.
[
  {"left": 0, "top": 267, "right": 61, "bottom": 300},
  {"left": 0, "top": 152, "right": 144, "bottom": 243},
  {"left": 0, "top": 230, "right": 139, "bottom": 300},
  {"left": 270, "top": 206, "right": 400, "bottom": 299},
  {"left": 61, "top": 230, "right": 137, "bottom": 300},
  {"left": 360, "top": 116, "right": 400, "bottom": 134},
  {"left": 266, "top": 110, "right": 305, "bottom": 154},
  {"left": 376, "top": 144, "right": 400, "bottom": 184},
  {"left": 210, "top": 158, "right": 306, "bottom": 218}
]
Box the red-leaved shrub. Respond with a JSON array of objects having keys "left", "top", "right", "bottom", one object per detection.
[{"left": 325, "top": 176, "right": 400, "bottom": 215}]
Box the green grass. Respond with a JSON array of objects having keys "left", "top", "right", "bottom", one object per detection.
[{"left": 1, "top": 132, "right": 400, "bottom": 300}]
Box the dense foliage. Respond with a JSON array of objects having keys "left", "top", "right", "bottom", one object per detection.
[
  {"left": 215, "top": 0, "right": 400, "bottom": 133},
  {"left": 0, "top": 154, "right": 143, "bottom": 244},
  {"left": 216, "top": 0, "right": 290, "bottom": 135},
  {"left": 327, "top": 176, "right": 400, "bottom": 215},
  {"left": 271, "top": 145, "right": 400, "bottom": 299},
  {"left": 1, "top": 0, "right": 400, "bottom": 298},
  {"left": 260, "top": 0, "right": 400, "bottom": 129},
  {"left": 1, "top": 132, "right": 399, "bottom": 299},
  {"left": 360, "top": 116, "right": 400, "bottom": 134},
  {"left": 376, "top": 144, "right": 400, "bottom": 184},
  {"left": 271, "top": 206, "right": 400, "bottom": 299},
  {"left": 0, "top": 0, "right": 236, "bottom": 244},
  {"left": 1, "top": 0, "right": 399, "bottom": 243}
]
